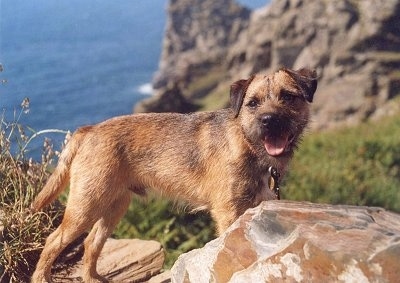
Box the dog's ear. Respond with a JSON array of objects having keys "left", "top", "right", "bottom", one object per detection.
[
  {"left": 284, "top": 68, "right": 318, "bottom": 103},
  {"left": 230, "top": 76, "right": 254, "bottom": 118}
]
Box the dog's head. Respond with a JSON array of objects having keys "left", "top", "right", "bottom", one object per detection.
[{"left": 230, "top": 68, "right": 317, "bottom": 158}]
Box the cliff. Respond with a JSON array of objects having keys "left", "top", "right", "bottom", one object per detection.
[{"left": 136, "top": 0, "right": 400, "bottom": 130}]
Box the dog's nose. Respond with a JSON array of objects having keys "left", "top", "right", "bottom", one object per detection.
[
  {"left": 261, "top": 114, "right": 281, "bottom": 130},
  {"left": 261, "top": 114, "right": 274, "bottom": 127}
]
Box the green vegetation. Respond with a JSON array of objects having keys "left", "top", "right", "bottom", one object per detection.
[
  {"left": 185, "top": 67, "right": 230, "bottom": 111},
  {"left": 283, "top": 114, "right": 400, "bottom": 212},
  {"left": 114, "top": 197, "right": 214, "bottom": 268},
  {"left": 196, "top": 86, "right": 230, "bottom": 111},
  {"left": 185, "top": 67, "right": 226, "bottom": 100},
  {"left": 1, "top": 100, "right": 399, "bottom": 281}
]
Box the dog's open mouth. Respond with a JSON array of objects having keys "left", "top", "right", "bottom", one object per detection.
[{"left": 264, "top": 134, "right": 294, "bottom": 156}]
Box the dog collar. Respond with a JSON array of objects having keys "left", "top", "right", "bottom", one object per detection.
[{"left": 268, "top": 166, "right": 280, "bottom": 200}]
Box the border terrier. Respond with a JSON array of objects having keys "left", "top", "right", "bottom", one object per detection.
[{"left": 31, "top": 68, "right": 317, "bottom": 282}]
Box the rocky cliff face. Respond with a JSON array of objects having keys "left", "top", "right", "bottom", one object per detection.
[
  {"left": 152, "top": 0, "right": 250, "bottom": 90},
  {"left": 136, "top": 0, "right": 400, "bottom": 129}
]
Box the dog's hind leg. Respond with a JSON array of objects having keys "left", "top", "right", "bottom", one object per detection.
[
  {"left": 31, "top": 208, "right": 96, "bottom": 283},
  {"left": 82, "top": 192, "right": 132, "bottom": 283}
]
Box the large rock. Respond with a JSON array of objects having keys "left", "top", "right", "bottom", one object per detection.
[
  {"left": 53, "top": 238, "right": 165, "bottom": 282},
  {"left": 171, "top": 201, "right": 400, "bottom": 282}
]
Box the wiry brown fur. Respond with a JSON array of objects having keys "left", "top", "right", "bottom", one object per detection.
[{"left": 31, "top": 68, "right": 317, "bottom": 283}]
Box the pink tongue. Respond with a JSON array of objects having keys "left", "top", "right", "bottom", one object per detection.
[{"left": 264, "top": 136, "right": 288, "bottom": 156}]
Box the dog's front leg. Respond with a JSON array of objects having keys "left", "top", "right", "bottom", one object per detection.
[{"left": 210, "top": 205, "right": 238, "bottom": 235}]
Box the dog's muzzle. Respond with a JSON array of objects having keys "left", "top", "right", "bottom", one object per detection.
[{"left": 261, "top": 114, "right": 294, "bottom": 157}]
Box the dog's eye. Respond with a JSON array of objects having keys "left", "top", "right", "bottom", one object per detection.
[
  {"left": 247, "top": 99, "right": 259, "bottom": 108},
  {"left": 281, "top": 91, "right": 296, "bottom": 103}
]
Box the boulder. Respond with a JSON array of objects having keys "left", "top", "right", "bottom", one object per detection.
[
  {"left": 53, "top": 238, "right": 165, "bottom": 282},
  {"left": 171, "top": 201, "right": 400, "bottom": 282}
]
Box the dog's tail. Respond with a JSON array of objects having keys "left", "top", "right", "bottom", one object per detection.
[{"left": 31, "top": 126, "right": 90, "bottom": 212}]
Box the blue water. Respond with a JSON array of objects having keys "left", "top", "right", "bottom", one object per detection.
[{"left": 0, "top": 0, "right": 267, "bottom": 158}]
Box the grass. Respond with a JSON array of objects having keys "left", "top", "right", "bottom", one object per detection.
[
  {"left": 114, "top": 197, "right": 214, "bottom": 268},
  {"left": 185, "top": 67, "right": 226, "bottom": 100},
  {"left": 283, "top": 113, "right": 400, "bottom": 212},
  {"left": 185, "top": 67, "right": 231, "bottom": 111},
  {"left": 0, "top": 101, "right": 65, "bottom": 282},
  {"left": 196, "top": 85, "right": 230, "bottom": 111},
  {"left": 1, "top": 98, "right": 399, "bottom": 280}
]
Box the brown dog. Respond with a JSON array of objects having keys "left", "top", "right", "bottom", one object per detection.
[{"left": 31, "top": 68, "right": 317, "bottom": 282}]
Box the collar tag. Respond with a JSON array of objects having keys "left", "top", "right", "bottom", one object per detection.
[{"left": 268, "top": 166, "right": 281, "bottom": 200}]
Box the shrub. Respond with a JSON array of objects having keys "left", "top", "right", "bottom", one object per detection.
[{"left": 0, "top": 101, "right": 64, "bottom": 282}]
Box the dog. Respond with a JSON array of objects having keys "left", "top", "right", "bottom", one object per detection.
[{"left": 31, "top": 67, "right": 317, "bottom": 282}]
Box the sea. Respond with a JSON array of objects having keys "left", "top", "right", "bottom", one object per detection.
[{"left": 0, "top": 0, "right": 267, "bottom": 159}]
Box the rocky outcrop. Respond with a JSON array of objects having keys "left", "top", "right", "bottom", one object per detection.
[
  {"left": 152, "top": 0, "right": 250, "bottom": 90},
  {"left": 171, "top": 201, "right": 400, "bottom": 282},
  {"left": 136, "top": 0, "right": 251, "bottom": 114},
  {"left": 134, "top": 82, "right": 199, "bottom": 113},
  {"left": 53, "top": 238, "right": 165, "bottom": 282},
  {"left": 137, "top": 0, "right": 400, "bottom": 129}
]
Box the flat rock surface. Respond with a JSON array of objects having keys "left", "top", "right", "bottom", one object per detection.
[
  {"left": 171, "top": 201, "right": 400, "bottom": 282},
  {"left": 53, "top": 238, "right": 164, "bottom": 282}
]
